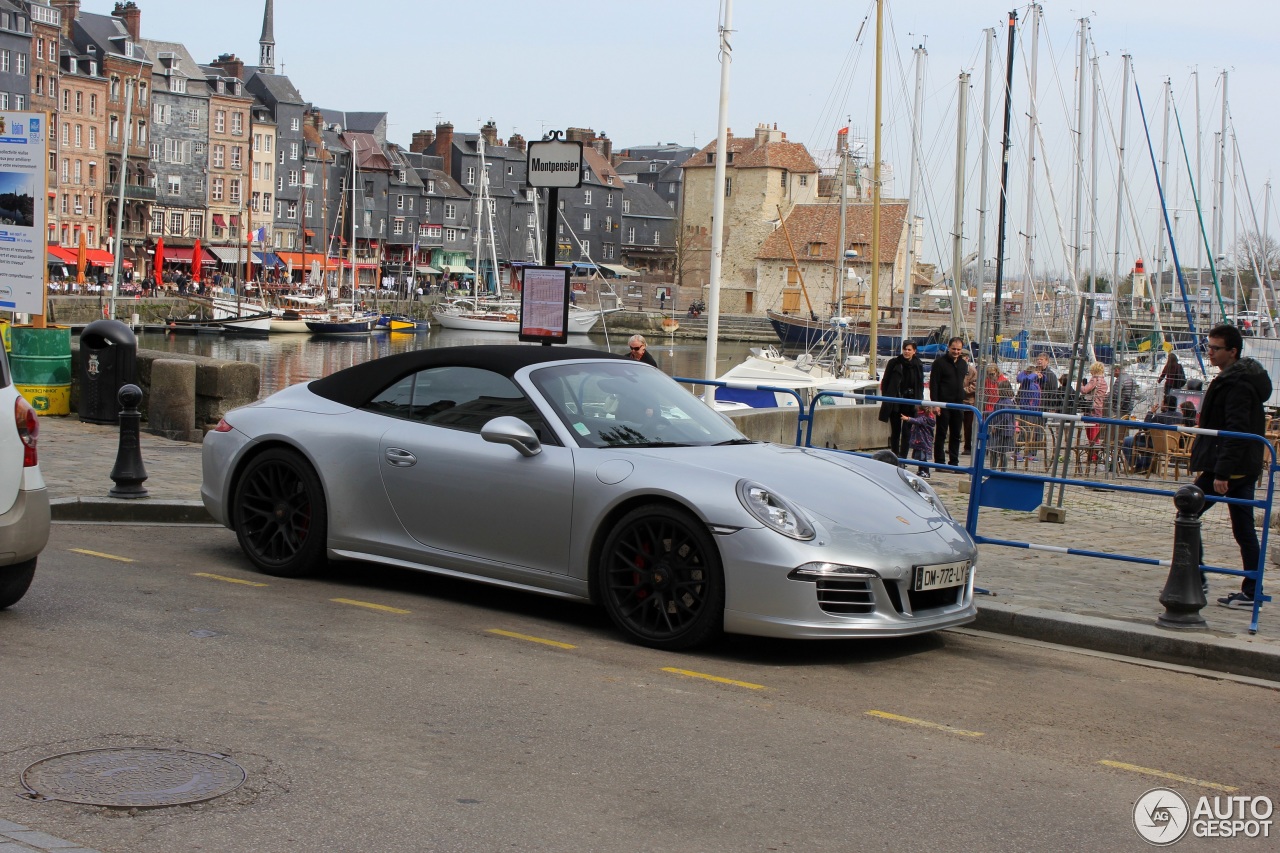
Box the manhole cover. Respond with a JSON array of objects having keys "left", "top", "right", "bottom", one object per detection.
[{"left": 21, "top": 748, "right": 246, "bottom": 808}]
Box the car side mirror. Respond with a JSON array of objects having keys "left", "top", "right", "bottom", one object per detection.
[{"left": 481, "top": 416, "right": 542, "bottom": 457}]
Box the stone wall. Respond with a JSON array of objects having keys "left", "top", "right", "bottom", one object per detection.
[{"left": 726, "top": 404, "right": 890, "bottom": 451}]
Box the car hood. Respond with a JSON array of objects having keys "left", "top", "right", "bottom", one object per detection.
[{"left": 619, "top": 442, "right": 949, "bottom": 535}]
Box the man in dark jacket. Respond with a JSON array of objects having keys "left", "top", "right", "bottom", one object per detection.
[
  {"left": 878, "top": 341, "right": 924, "bottom": 461},
  {"left": 1190, "top": 324, "right": 1272, "bottom": 608},
  {"left": 928, "top": 336, "right": 969, "bottom": 466}
]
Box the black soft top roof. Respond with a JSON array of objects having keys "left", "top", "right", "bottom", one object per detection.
[{"left": 308, "top": 345, "right": 625, "bottom": 408}]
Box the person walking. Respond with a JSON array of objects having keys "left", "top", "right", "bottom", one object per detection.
[
  {"left": 901, "top": 406, "right": 937, "bottom": 478},
  {"left": 626, "top": 335, "right": 658, "bottom": 367},
  {"left": 1190, "top": 324, "right": 1272, "bottom": 609},
  {"left": 1108, "top": 362, "right": 1137, "bottom": 417},
  {"left": 1159, "top": 351, "right": 1186, "bottom": 395},
  {"left": 962, "top": 363, "right": 978, "bottom": 455},
  {"left": 928, "top": 337, "right": 969, "bottom": 467},
  {"left": 1079, "top": 362, "right": 1109, "bottom": 445},
  {"left": 878, "top": 342, "right": 924, "bottom": 461}
]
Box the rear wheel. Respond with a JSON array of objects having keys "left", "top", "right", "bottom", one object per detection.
[
  {"left": 233, "top": 448, "right": 328, "bottom": 577},
  {"left": 597, "top": 504, "right": 724, "bottom": 650},
  {"left": 0, "top": 557, "right": 36, "bottom": 609}
]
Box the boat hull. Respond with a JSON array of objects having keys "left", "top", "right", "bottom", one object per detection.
[
  {"left": 767, "top": 310, "right": 931, "bottom": 355},
  {"left": 433, "top": 306, "right": 607, "bottom": 334},
  {"left": 306, "top": 317, "right": 376, "bottom": 334}
]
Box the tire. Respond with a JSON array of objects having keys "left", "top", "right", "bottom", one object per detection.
[
  {"left": 0, "top": 557, "right": 36, "bottom": 609},
  {"left": 232, "top": 448, "right": 328, "bottom": 578},
  {"left": 597, "top": 504, "right": 725, "bottom": 650}
]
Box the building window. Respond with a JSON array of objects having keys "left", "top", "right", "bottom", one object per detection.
[
  {"left": 781, "top": 171, "right": 788, "bottom": 188},
  {"left": 445, "top": 228, "right": 457, "bottom": 242},
  {"left": 88, "top": 163, "right": 96, "bottom": 184},
  {"left": 34, "top": 74, "right": 41, "bottom": 96},
  {"left": 724, "top": 177, "right": 732, "bottom": 197},
  {"left": 653, "top": 231, "right": 661, "bottom": 246},
  {"left": 87, "top": 196, "right": 95, "bottom": 216},
  {"left": 230, "top": 179, "right": 241, "bottom": 204},
  {"left": 214, "top": 110, "right": 225, "bottom": 133},
  {"left": 190, "top": 214, "right": 203, "bottom": 237},
  {"left": 583, "top": 190, "right": 592, "bottom": 205},
  {"left": 231, "top": 146, "right": 242, "bottom": 169},
  {"left": 231, "top": 112, "right": 243, "bottom": 135},
  {"left": 276, "top": 175, "right": 283, "bottom": 192},
  {"left": 211, "top": 177, "right": 223, "bottom": 201},
  {"left": 396, "top": 194, "right": 404, "bottom": 210},
  {"left": 626, "top": 226, "right": 635, "bottom": 243},
  {"left": 290, "top": 118, "right": 299, "bottom": 132},
  {"left": 88, "top": 127, "right": 96, "bottom": 150},
  {"left": 604, "top": 244, "right": 614, "bottom": 259},
  {"left": 393, "top": 218, "right": 404, "bottom": 235},
  {"left": 0, "top": 50, "right": 8, "bottom": 72},
  {"left": 305, "top": 199, "right": 313, "bottom": 218},
  {"left": 444, "top": 203, "right": 456, "bottom": 220},
  {"left": 74, "top": 91, "right": 81, "bottom": 112},
  {"left": 170, "top": 212, "right": 184, "bottom": 234},
  {"left": 212, "top": 145, "right": 224, "bottom": 168},
  {"left": 74, "top": 125, "right": 81, "bottom": 147},
  {"left": 89, "top": 94, "right": 97, "bottom": 116},
  {"left": 109, "top": 116, "right": 118, "bottom": 143},
  {"left": 799, "top": 175, "right": 808, "bottom": 186},
  {"left": 151, "top": 211, "right": 164, "bottom": 233},
  {"left": 606, "top": 193, "right": 614, "bottom": 207},
  {"left": 287, "top": 201, "right": 297, "bottom": 220},
  {"left": 14, "top": 94, "right": 23, "bottom": 110},
  {"left": 288, "top": 170, "right": 298, "bottom": 186},
  {"left": 168, "top": 176, "right": 181, "bottom": 196},
  {"left": 465, "top": 166, "right": 475, "bottom": 185},
  {"left": 73, "top": 160, "right": 81, "bottom": 183},
  {"left": 583, "top": 213, "right": 591, "bottom": 229},
  {"left": 581, "top": 240, "right": 590, "bottom": 256},
  {"left": 289, "top": 142, "right": 298, "bottom": 160},
  {"left": 668, "top": 183, "right": 676, "bottom": 194},
  {"left": 527, "top": 212, "right": 535, "bottom": 227},
  {"left": 604, "top": 216, "right": 612, "bottom": 231}
]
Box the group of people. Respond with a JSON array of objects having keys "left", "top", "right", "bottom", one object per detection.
[{"left": 876, "top": 329, "right": 1267, "bottom": 611}]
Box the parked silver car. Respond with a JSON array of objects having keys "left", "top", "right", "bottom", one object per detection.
[
  {"left": 0, "top": 345, "right": 51, "bottom": 609},
  {"left": 202, "top": 346, "right": 977, "bottom": 649}
]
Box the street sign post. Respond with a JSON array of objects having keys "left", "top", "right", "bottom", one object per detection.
[{"left": 526, "top": 134, "right": 583, "bottom": 268}]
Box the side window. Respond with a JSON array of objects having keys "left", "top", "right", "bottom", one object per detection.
[{"left": 366, "top": 366, "right": 550, "bottom": 439}]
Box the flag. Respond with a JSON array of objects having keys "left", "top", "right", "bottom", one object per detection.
[
  {"left": 1136, "top": 331, "right": 1161, "bottom": 352},
  {"left": 251, "top": 226, "right": 266, "bottom": 243}
]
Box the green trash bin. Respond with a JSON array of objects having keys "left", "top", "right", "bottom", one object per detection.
[{"left": 10, "top": 325, "right": 72, "bottom": 416}]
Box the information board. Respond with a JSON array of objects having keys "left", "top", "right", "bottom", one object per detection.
[
  {"left": 0, "top": 112, "right": 47, "bottom": 314},
  {"left": 518, "top": 266, "right": 570, "bottom": 344}
]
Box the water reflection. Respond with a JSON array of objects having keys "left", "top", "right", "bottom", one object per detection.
[{"left": 135, "top": 328, "right": 752, "bottom": 398}]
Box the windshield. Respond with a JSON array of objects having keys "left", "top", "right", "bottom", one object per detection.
[{"left": 529, "top": 361, "right": 748, "bottom": 448}]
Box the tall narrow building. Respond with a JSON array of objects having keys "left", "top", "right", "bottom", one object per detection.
[{"left": 258, "top": 0, "right": 274, "bottom": 75}]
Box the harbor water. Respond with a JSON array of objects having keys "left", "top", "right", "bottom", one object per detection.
[{"left": 133, "top": 327, "right": 762, "bottom": 398}]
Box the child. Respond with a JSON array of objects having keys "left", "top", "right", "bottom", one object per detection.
[
  {"left": 902, "top": 406, "right": 938, "bottom": 478},
  {"left": 988, "top": 379, "right": 1017, "bottom": 470}
]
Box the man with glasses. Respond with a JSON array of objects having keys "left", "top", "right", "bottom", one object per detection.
[
  {"left": 1191, "top": 324, "right": 1272, "bottom": 609},
  {"left": 626, "top": 335, "right": 658, "bottom": 367}
]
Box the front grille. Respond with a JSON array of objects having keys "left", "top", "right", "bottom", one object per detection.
[
  {"left": 907, "top": 585, "right": 965, "bottom": 612},
  {"left": 815, "top": 578, "right": 875, "bottom": 614}
]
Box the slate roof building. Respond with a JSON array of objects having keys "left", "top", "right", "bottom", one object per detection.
[{"left": 619, "top": 181, "right": 676, "bottom": 280}]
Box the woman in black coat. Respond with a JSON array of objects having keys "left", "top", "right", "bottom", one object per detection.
[{"left": 879, "top": 342, "right": 924, "bottom": 460}]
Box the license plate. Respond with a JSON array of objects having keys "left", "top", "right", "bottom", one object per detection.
[{"left": 913, "top": 560, "right": 970, "bottom": 591}]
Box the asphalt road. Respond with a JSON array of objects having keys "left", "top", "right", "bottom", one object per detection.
[{"left": 1, "top": 522, "right": 1277, "bottom": 853}]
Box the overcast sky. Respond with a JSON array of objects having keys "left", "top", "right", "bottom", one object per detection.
[{"left": 95, "top": 0, "right": 1279, "bottom": 279}]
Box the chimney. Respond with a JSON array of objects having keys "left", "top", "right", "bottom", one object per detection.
[
  {"left": 507, "top": 133, "right": 525, "bottom": 153},
  {"left": 311, "top": 111, "right": 323, "bottom": 131},
  {"left": 565, "top": 127, "right": 597, "bottom": 147},
  {"left": 435, "top": 122, "right": 454, "bottom": 176},
  {"left": 211, "top": 53, "right": 245, "bottom": 81},
  {"left": 52, "top": 1, "right": 79, "bottom": 38},
  {"left": 411, "top": 130, "right": 434, "bottom": 154},
  {"left": 480, "top": 120, "right": 499, "bottom": 149},
  {"left": 112, "top": 1, "right": 141, "bottom": 41},
  {"left": 597, "top": 131, "right": 612, "bottom": 161}
]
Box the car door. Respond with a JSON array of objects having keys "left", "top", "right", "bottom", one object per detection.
[{"left": 375, "top": 366, "right": 575, "bottom": 578}]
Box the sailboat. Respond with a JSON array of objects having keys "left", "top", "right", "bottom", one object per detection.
[{"left": 307, "top": 135, "right": 375, "bottom": 334}]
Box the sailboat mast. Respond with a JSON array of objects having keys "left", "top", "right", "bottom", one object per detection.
[
  {"left": 1153, "top": 81, "right": 1171, "bottom": 325},
  {"left": 949, "top": 72, "right": 969, "bottom": 342},
  {"left": 1215, "top": 71, "right": 1228, "bottom": 322},
  {"left": 703, "top": 0, "right": 733, "bottom": 389},
  {"left": 1194, "top": 70, "right": 1203, "bottom": 296},
  {"left": 1089, "top": 57, "right": 1101, "bottom": 346},
  {"left": 1109, "top": 54, "right": 1131, "bottom": 351},
  {"left": 350, "top": 139, "right": 358, "bottom": 299},
  {"left": 1070, "top": 18, "right": 1090, "bottom": 360},
  {"left": 1021, "top": 4, "right": 1040, "bottom": 328},
  {"left": 902, "top": 43, "right": 928, "bottom": 350},
  {"left": 990, "top": 11, "right": 1017, "bottom": 355},
  {"left": 834, "top": 139, "right": 848, "bottom": 366},
  {"left": 869, "top": 0, "right": 883, "bottom": 376}
]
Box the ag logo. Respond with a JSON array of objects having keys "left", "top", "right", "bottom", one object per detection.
[
  {"left": 1134, "top": 787, "right": 1190, "bottom": 845},
  {"left": 87, "top": 354, "right": 100, "bottom": 376}
]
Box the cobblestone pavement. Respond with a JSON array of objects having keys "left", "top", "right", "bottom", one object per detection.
[{"left": 34, "top": 414, "right": 1279, "bottom": 664}]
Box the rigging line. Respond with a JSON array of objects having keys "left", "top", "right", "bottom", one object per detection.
[
  {"left": 1171, "top": 97, "right": 1227, "bottom": 320},
  {"left": 806, "top": 0, "right": 874, "bottom": 151},
  {"left": 1226, "top": 123, "right": 1280, "bottom": 321},
  {"left": 1135, "top": 76, "right": 1207, "bottom": 375},
  {"left": 1093, "top": 57, "right": 1152, "bottom": 268}
]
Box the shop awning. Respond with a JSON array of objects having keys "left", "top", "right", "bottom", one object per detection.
[
  {"left": 415, "top": 265, "right": 442, "bottom": 274},
  {"left": 275, "top": 252, "right": 340, "bottom": 271},
  {"left": 162, "top": 246, "right": 214, "bottom": 265},
  {"left": 442, "top": 264, "right": 477, "bottom": 276},
  {"left": 570, "top": 262, "right": 599, "bottom": 272},
  {"left": 47, "top": 246, "right": 76, "bottom": 263},
  {"left": 304, "top": 229, "right": 315, "bottom": 238},
  {"left": 600, "top": 263, "right": 641, "bottom": 277},
  {"left": 212, "top": 214, "right": 227, "bottom": 228},
  {"left": 208, "top": 246, "right": 253, "bottom": 264},
  {"left": 83, "top": 248, "right": 115, "bottom": 266},
  {"left": 254, "top": 251, "right": 284, "bottom": 269}
]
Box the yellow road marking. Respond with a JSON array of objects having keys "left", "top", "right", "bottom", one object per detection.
[
  {"left": 661, "top": 667, "right": 767, "bottom": 690},
  {"left": 330, "top": 598, "right": 411, "bottom": 615},
  {"left": 193, "top": 572, "right": 268, "bottom": 587},
  {"left": 866, "top": 710, "right": 984, "bottom": 737},
  {"left": 69, "top": 548, "right": 134, "bottom": 563},
  {"left": 487, "top": 629, "right": 577, "bottom": 649},
  {"left": 1098, "top": 760, "right": 1239, "bottom": 792}
]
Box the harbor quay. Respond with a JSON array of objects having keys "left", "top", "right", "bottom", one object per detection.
[{"left": 35, "top": 395, "right": 1280, "bottom": 681}]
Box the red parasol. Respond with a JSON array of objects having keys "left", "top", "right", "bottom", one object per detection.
[
  {"left": 152, "top": 236, "right": 164, "bottom": 278},
  {"left": 191, "top": 237, "right": 202, "bottom": 282},
  {"left": 76, "top": 231, "right": 87, "bottom": 285}
]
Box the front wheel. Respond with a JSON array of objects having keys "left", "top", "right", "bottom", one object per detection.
[
  {"left": 0, "top": 557, "right": 36, "bottom": 609},
  {"left": 597, "top": 504, "right": 724, "bottom": 650},
  {"left": 232, "top": 448, "right": 328, "bottom": 578}
]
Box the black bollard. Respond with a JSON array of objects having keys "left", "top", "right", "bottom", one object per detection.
[
  {"left": 1157, "top": 485, "right": 1207, "bottom": 629},
  {"left": 109, "top": 384, "right": 149, "bottom": 499}
]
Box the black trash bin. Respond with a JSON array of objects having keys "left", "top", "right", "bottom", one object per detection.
[{"left": 78, "top": 319, "right": 137, "bottom": 424}]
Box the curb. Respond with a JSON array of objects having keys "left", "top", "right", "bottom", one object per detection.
[
  {"left": 975, "top": 599, "right": 1280, "bottom": 681},
  {"left": 51, "top": 497, "right": 215, "bottom": 525}
]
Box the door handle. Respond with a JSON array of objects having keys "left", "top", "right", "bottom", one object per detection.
[{"left": 384, "top": 447, "right": 417, "bottom": 467}]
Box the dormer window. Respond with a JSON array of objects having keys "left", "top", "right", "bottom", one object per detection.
[
  {"left": 727, "top": 152, "right": 735, "bottom": 164},
  {"left": 706, "top": 153, "right": 713, "bottom": 164},
  {"left": 606, "top": 176, "right": 614, "bottom": 185}
]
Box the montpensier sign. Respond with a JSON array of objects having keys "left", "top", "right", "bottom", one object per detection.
[{"left": 526, "top": 139, "right": 583, "bottom": 189}]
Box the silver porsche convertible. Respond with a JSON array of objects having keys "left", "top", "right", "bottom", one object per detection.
[{"left": 202, "top": 346, "right": 977, "bottom": 649}]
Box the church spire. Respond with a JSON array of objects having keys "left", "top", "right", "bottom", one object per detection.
[{"left": 259, "top": 0, "right": 276, "bottom": 74}]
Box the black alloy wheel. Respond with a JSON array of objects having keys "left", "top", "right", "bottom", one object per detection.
[
  {"left": 598, "top": 504, "right": 724, "bottom": 650},
  {"left": 232, "top": 448, "right": 328, "bottom": 578}
]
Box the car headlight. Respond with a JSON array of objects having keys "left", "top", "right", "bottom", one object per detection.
[
  {"left": 896, "top": 468, "right": 952, "bottom": 519},
  {"left": 787, "top": 563, "right": 879, "bottom": 581},
  {"left": 736, "top": 480, "right": 816, "bottom": 540}
]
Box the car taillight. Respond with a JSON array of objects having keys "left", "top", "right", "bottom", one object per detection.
[
  {"left": 213, "top": 418, "right": 234, "bottom": 433},
  {"left": 15, "top": 396, "right": 38, "bottom": 467}
]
